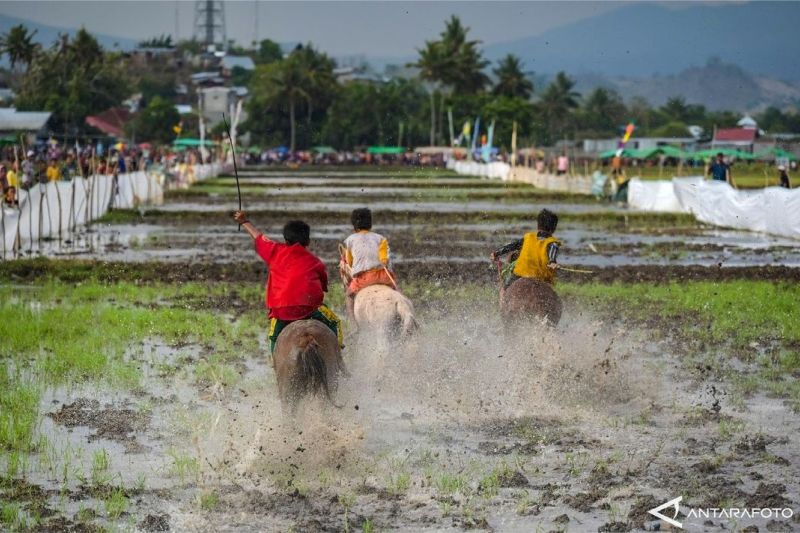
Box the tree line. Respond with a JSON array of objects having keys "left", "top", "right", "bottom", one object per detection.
[{"left": 2, "top": 20, "right": 800, "bottom": 150}]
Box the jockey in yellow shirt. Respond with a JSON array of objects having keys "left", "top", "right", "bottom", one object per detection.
[{"left": 491, "top": 208, "right": 561, "bottom": 288}]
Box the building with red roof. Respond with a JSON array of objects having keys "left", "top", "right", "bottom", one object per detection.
[{"left": 85, "top": 108, "right": 133, "bottom": 138}]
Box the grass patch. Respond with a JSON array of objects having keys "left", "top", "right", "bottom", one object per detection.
[
  {"left": 168, "top": 450, "right": 200, "bottom": 485},
  {"left": 104, "top": 487, "right": 127, "bottom": 519},
  {"left": 561, "top": 280, "right": 800, "bottom": 405},
  {"left": 560, "top": 280, "right": 800, "bottom": 348},
  {"left": 94, "top": 207, "right": 698, "bottom": 229},
  {"left": 0, "top": 378, "right": 40, "bottom": 453}
]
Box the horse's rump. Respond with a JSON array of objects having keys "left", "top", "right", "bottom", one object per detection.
[
  {"left": 273, "top": 319, "right": 343, "bottom": 412},
  {"left": 353, "top": 284, "right": 418, "bottom": 341},
  {"left": 501, "top": 278, "right": 562, "bottom": 326}
]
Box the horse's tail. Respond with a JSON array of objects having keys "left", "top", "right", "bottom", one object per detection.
[
  {"left": 395, "top": 297, "right": 419, "bottom": 338},
  {"left": 296, "top": 338, "right": 336, "bottom": 405}
]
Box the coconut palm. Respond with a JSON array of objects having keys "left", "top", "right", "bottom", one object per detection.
[
  {"left": 537, "top": 71, "right": 580, "bottom": 138},
  {"left": 438, "top": 16, "right": 489, "bottom": 94},
  {"left": 251, "top": 54, "right": 310, "bottom": 152},
  {"left": 412, "top": 40, "right": 447, "bottom": 145},
  {"left": 492, "top": 54, "right": 533, "bottom": 99},
  {"left": 0, "top": 24, "right": 38, "bottom": 71}
]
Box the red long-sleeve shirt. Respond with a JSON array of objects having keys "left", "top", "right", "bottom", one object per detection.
[{"left": 254, "top": 234, "right": 327, "bottom": 320}]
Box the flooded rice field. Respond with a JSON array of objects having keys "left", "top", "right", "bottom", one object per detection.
[
  {"left": 13, "top": 168, "right": 800, "bottom": 268},
  {"left": 2, "top": 168, "right": 799, "bottom": 532}
]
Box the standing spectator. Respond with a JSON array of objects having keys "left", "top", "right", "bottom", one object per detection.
[
  {"left": 21, "top": 151, "right": 35, "bottom": 188},
  {"left": 0, "top": 164, "right": 8, "bottom": 193},
  {"left": 4, "top": 186, "right": 18, "bottom": 207},
  {"left": 556, "top": 154, "right": 569, "bottom": 175},
  {"left": 7, "top": 161, "right": 19, "bottom": 190},
  {"left": 46, "top": 159, "right": 62, "bottom": 182},
  {"left": 778, "top": 165, "right": 791, "bottom": 189},
  {"left": 706, "top": 152, "right": 733, "bottom": 186}
]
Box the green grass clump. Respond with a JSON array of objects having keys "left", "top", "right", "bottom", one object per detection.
[
  {"left": 104, "top": 487, "right": 127, "bottom": 519},
  {"left": 0, "top": 377, "right": 40, "bottom": 453},
  {"left": 560, "top": 280, "right": 800, "bottom": 348}
]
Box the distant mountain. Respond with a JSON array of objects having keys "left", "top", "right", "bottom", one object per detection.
[
  {"left": 483, "top": 2, "right": 800, "bottom": 80},
  {"left": 570, "top": 59, "right": 800, "bottom": 112},
  {"left": 0, "top": 14, "right": 138, "bottom": 53}
]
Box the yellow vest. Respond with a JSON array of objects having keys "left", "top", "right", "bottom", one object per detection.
[{"left": 513, "top": 233, "right": 560, "bottom": 284}]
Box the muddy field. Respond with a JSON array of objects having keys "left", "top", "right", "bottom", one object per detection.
[{"left": 1, "top": 167, "right": 799, "bottom": 532}]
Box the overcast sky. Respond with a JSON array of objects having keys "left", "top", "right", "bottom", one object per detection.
[{"left": 0, "top": 1, "right": 697, "bottom": 58}]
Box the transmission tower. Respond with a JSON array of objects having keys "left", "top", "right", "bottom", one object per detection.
[{"left": 194, "top": 0, "right": 226, "bottom": 51}]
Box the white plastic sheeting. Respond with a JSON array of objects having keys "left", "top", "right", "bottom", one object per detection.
[
  {"left": 113, "top": 171, "right": 164, "bottom": 209},
  {"left": 627, "top": 177, "right": 687, "bottom": 212},
  {"left": 508, "top": 168, "right": 594, "bottom": 194},
  {"left": 673, "top": 177, "right": 800, "bottom": 240},
  {"left": 447, "top": 159, "right": 511, "bottom": 180},
  {"left": 2, "top": 163, "right": 225, "bottom": 257}
]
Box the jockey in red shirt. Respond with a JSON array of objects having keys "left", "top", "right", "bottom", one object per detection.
[{"left": 233, "top": 210, "right": 342, "bottom": 353}]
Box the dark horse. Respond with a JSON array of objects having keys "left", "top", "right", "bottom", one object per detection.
[
  {"left": 272, "top": 319, "right": 345, "bottom": 414},
  {"left": 500, "top": 278, "right": 563, "bottom": 327}
]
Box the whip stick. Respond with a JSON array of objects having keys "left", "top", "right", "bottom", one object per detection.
[
  {"left": 558, "top": 266, "right": 594, "bottom": 274},
  {"left": 222, "top": 114, "right": 243, "bottom": 224}
]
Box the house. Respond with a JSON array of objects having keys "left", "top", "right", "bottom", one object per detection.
[
  {"left": 220, "top": 55, "right": 255, "bottom": 76},
  {"left": 198, "top": 86, "right": 248, "bottom": 128},
  {"left": 712, "top": 127, "right": 759, "bottom": 152},
  {"left": 710, "top": 115, "right": 775, "bottom": 153},
  {"left": 0, "top": 108, "right": 52, "bottom": 137},
  {"left": 190, "top": 71, "right": 226, "bottom": 87},
  {"left": 85, "top": 108, "right": 133, "bottom": 138},
  {"left": 333, "top": 66, "right": 386, "bottom": 84},
  {"left": 583, "top": 137, "right": 698, "bottom": 155}
]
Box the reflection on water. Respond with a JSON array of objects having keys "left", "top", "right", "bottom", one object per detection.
[{"left": 14, "top": 220, "right": 800, "bottom": 267}]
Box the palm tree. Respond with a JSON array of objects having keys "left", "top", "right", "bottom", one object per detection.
[
  {"left": 581, "top": 87, "right": 626, "bottom": 134},
  {"left": 0, "top": 24, "right": 38, "bottom": 71},
  {"left": 438, "top": 16, "right": 489, "bottom": 95},
  {"left": 537, "top": 71, "right": 580, "bottom": 139},
  {"left": 412, "top": 16, "right": 490, "bottom": 145},
  {"left": 256, "top": 56, "right": 310, "bottom": 152},
  {"left": 293, "top": 45, "right": 337, "bottom": 127},
  {"left": 661, "top": 96, "right": 689, "bottom": 122},
  {"left": 412, "top": 40, "right": 446, "bottom": 146},
  {"left": 492, "top": 54, "right": 533, "bottom": 99}
]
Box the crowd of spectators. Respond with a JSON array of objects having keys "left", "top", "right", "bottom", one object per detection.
[{"left": 0, "top": 143, "right": 218, "bottom": 207}]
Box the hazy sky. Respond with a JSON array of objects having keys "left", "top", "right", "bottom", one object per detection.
[{"left": 0, "top": 1, "right": 693, "bottom": 58}]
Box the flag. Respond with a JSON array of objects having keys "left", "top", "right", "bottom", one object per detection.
[
  {"left": 455, "top": 120, "right": 470, "bottom": 146},
  {"left": 470, "top": 117, "right": 480, "bottom": 154},
  {"left": 482, "top": 120, "right": 495, "bottom": 162},
  {"left": 511, "top": 121, "right": 518, "bottom": 166},
  {"left": 616, "top": 122, "right": 635, "bottom": 156}
]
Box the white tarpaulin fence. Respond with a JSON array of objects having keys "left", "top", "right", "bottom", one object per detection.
[
  {"left": 447, "top": 158, "right": 800, "bottom": 239},
  {"left": 447, "top": 159, "right": 511, "bottom": 180},
  {"left": 673, "top": 177, "right": 800, "bottom": 240},
  {"left": 627, "top": 177, "right": 689, "bottom": 213},
  {"left": 2, "top": 163, "right": 225, "bottom": 258},
  {"left": 629, "top": 176, "right": 800, "bottom": 240}
]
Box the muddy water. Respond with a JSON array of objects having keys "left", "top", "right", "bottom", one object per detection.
[
  {"left": 20, "top": 306, "right": 800, "bottom": 532},
  {"left": 156, "top": 199, "right": 628, "bottom": 214},
  {"left": 21, "top": 220, "right": 800, "bottom": 269},
  {"left": 18, "top": 167, "right": 798, "bottom": 267}
]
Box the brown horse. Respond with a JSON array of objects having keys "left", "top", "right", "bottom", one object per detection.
[
  {"left": 272, "top": 319, "right": 345, "bottom": 414},
  {"left": 500, "top": 278, "right": 563, "bottom": 327}
]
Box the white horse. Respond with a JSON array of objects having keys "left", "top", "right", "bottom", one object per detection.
[
  {"left": 338, "top": 248, "right": 418, "bottom": 347},
  {"left": 352, "top": 284, "right": 418, "bottom": 343}
]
